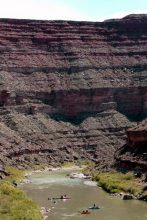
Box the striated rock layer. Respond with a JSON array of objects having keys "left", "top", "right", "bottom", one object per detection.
[
  {"left": 1, "top": 14, "right": 147, "bottom": 169},
  {"left": 115, "top": 120, "right": 147, "bottom": 171}
]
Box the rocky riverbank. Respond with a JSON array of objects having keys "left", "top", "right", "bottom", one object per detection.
[
  {"left": 67, "top": 170, "right": 138, "bottom": 199},
  {"left": 40, "top": 207, "right": 50, "bottom": 220},
  {"left": 67, "top": 172, "right": 91, "bottom": 179},
  {"left": 93, "top": 170, "right": 147, "bottom": 201}
]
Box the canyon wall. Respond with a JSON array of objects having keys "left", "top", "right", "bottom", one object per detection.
[{"left": 0, "top": 14, "right": 147, "bottom": 170}]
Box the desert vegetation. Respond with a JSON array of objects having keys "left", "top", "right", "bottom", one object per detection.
[
  {"left": 0, "top": 167, "right": 43, "bottom": 220},
  {"left": 93, "top": 170, "right": 147, "bottom": 196}
]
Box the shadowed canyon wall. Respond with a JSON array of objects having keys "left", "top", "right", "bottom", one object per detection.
[{"left": 0, "top": 14, "right": 147, "bottom": 170}]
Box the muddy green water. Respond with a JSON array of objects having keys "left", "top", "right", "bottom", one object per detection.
[{"left": 19, "top": 169, "right": 147, "bottom": 220}]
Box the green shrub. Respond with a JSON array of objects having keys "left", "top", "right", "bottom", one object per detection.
[
  {"left": 110, "top": 169, "right": 117, "bottom": 174},
  {"left": 123, "top": 172, "right": 134, "bottom": 180},
  {"left": 4, "top": 167, "right": 25, "bottom": 183},
  {"left": 10, "top": 200, "right": 42, "bottom": 220},
  {"left": 129, "top": 186, "right": 137, "bottom": 195},
  {"left": 0, "top": 169, "right": 43, "bottom": 220},
  {"left": 62, "top": 162, "right": 74, "bottom": 168},
  {"left": 94, "top": 170, "right": 140, "bottom": 195}
]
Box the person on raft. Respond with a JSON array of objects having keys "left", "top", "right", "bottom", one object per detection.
[
  {"left": 81, "top": 210, "right": 89, "bottom": 214},
  {"left": 93, "top": 204, "right": 96, "bottom": 207},
  {"left": 61, "top": 195, "right": 67, "bottom": 199}
]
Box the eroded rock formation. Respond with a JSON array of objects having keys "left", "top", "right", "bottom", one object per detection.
[
  {"left": 115, "top": 120, "right": 147, "bottom": 171},
  {"left": 0, "top": 14, "right": 147, "bottom": 169}
]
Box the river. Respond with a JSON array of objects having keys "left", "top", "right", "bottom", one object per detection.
[{"left": 19, "top": 169, "right": 147, "bottom": 220}]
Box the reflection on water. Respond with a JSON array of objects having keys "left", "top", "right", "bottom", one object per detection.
[{"left": 19, "top": 169, "right": 147, "bottom": 220}]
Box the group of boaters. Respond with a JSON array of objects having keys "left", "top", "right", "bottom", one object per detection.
[
  {"left": 81, "top": 205, "right": 95, "bottom": 214},
  {"left": 60, "top": 195, "right": 66, "bottom": 199},
  {"left": 52, "top": 195, "right": 98, "bottom": 214}
]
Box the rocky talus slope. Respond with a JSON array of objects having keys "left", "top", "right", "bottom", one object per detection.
[{"left": 0, "top": 14, "right": 147, "bottom": 171}]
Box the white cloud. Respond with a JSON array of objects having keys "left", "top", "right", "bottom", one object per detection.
[
  {"left": 0, "top": 1, "right": 147, "bottom": 21},
  {"left": 0, "top": 0, "right": 88, "bottom": 21}
]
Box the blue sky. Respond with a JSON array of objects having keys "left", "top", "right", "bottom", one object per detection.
[{"left": 1, "top": 0, "right": 147, "bottom": 21}]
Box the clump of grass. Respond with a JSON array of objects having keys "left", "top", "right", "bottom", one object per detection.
[
  {"left": 123, "top": 172, "right": 134, "bottom": 180},
  {"left": 0, "top": 166, "right": 43, "bottom": 219},
  {"left": 4, "top": 166, "right": 25, "bottom": 184},
  {"left": 81, "top": 161, "right": 95, "bottom": 173},
  {"left": 61, "top": 162, "right": 74, "bottom": 168},
  {"left": 93, "top": 170, "right": 141, "bottom": 195},
  {"left": 0, "top": 181, "right": 43, "bottom": 220}
]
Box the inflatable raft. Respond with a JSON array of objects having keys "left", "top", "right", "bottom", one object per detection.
[
  {"left": 88, "top": 206, "right": 100, "bottom": 210},
  {"left": 81, "top": 211, "right": 91, "bottom": 214}
]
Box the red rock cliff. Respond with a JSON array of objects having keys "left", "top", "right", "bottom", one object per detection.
[
  {"left": 0, "top": 14, "right": 147, "bottom": 169},
  {"left": 115, "top": 120, "right": 147, "bottom": 171}
]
